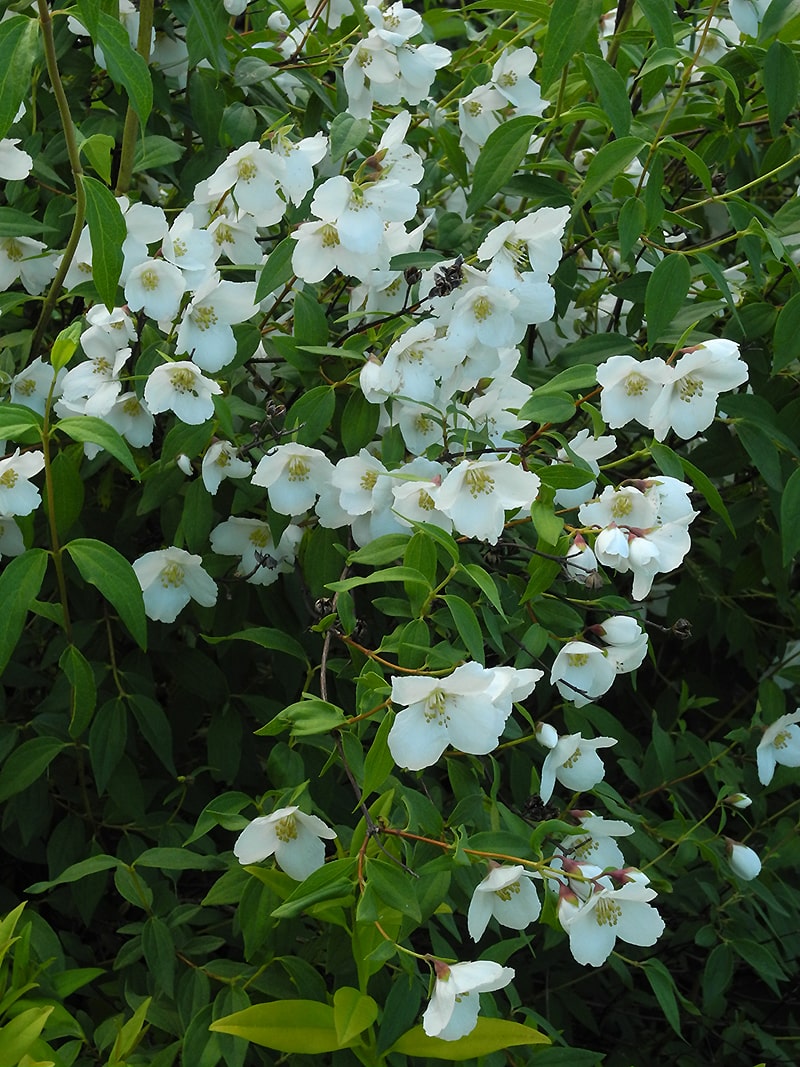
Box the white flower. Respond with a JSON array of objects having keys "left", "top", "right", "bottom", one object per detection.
[
  {"left": 210, "top": 517, "right": 302, "bottom": 586},
  {"left": 388, "top": 662, "right": 541, "bottom": 770},
  {"left": 0, "top": 449, "right": 46, "bottom": 516},
  {"left": 592, "top": 616, "right": 649, "bottom": 674},
  {"left": 727, "top": 839, "right": 761, "bottom": 881},
  {"left": 176, "top": 275, "right": 258, "bottom": 372},
  {"left": 647, "top": 340, "right": 749, "bottom": 441},
  {"left": 10, "top": 358, "right": 61, "bottom": 415},
  {"left": 437, "top": 457, "right": 541, "bottom": 545},
  {"left": 201, "top": 441, "right": 252, "bottom": 495},
  {"left": 132, "top": 546, "right": 218, "bottom": 623},
  {"left": 0, "top": 237, "right": 57, "bottom": 295},
  {"left": 125, "top": 259, "right": 186, "bottom": 322},
  {"left": 539, "top": 732, "right": 617, "bottom": 803},
  {"left": 422, "top": 960, "right": 515, "bottom": 1041},
  {"left": 467, "top": 864, "right": 541, "bottom": 940},
  {"left": 104, "top": 392, "right": 155, "bottom": 449},
  {"left": 756, "top": 710, "right": 800, "bottom": 785},
  {"left": 559, "top": 813, "right": 635, "bottom": 871},
  {"left": 252, "top": 444, "right": 334, "bottom": 515},
  {"left": 564, "top": 534, "right": 599, "bottom": 585},
  {"left": 558, "top": 881, "right": 665, "bottom": 966},
  {"left": 550, "top": 641, "right": 617, "bottom": 707},
  {"left": 596, "top": 354, "right": 673, "bottom": 431},
  {"left": 0, "top": 138, "right": 33, "bottom": 180},
  {"left": 144, "top": 362, "right": 223, "bottom": 425},
  {"left": 234, "top": 805, "right": 337, "bottom": 880}
]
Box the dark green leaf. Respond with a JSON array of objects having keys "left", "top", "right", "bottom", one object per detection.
[
  {"left": 772, "top": 291, "right": 800, "bottom": 374},
  {"left": 0, "top": 16, "right": 38, "bottom": 141},
  {"left": 764, "top": 41, "right": 799, "bottom": 136},
  {"left": 645, "top": 253, "right": 692, "bottom": 346},
  {"left": 584, "top": 54, "right": 632, "bottom": 136},
  {"left": 88, "top": 698, "right": 128, "bottom": 794},
  {"left": 441, "top": 594, "right": 485, "bottom": 663},
  {"left": 0, "top": 736, "right": 67, "bottom": 804},
  {"left": 467, "top": 115, "right": 538, "bottom": 216},
  {"left": 64, "top": 538, "right": 147, "bottom": 650},
  {"left": 540, "top": 0, "right": 596, "bottom": 90},
  {"left": 329, "top": 113, "right": 371, "bottom": 161},
  {"left": 82, "top": 175, "right": 126, "bottom": 311},
  {"left": 95, "top": 12, "right": 153, "bottom": 124},
  {"left": 637, "top": 0, "right": 674, "bottom": 47},
  {"left": 573, "top": 137, "right": 645, "bottom": 212},
  {"left": 56, "top": 416, "right": 140, "bottom": 478},
  {"left": 255, "top": 237, "right": 296, "bottom": 303},
  {"left": 780, "top": 465, "right": 800, "bottom": 566},
  {"left": 60, "top": 645, "right": 97, "bottom": 739},
  {"left": 0, "top": 549, "right": 48, "bottom": 674}
]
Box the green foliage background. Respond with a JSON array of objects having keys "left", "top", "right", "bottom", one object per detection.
[{"left": 0, "top": 0, "right": 799, "bottom": 1065}]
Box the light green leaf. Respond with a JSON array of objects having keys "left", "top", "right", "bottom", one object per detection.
[
  {"left": 61, "top": 645, "right": 97, "bottom": 738},
  {"left": 27, "top": 854, "right": 118, "bottom": 894},
  {"left": 51, "top": 319, "right": 84, "bottom": 373},
  {"left": 95, "top": 11, "right": 152, "bottom": 123},
  {"left": 64, "top": 537, "right": 147, "bottom": 649},
  {"left": 329, "top": 113, "right": 371, "bottom": 161},
  {"left": 271, "top": 858, "right": 358, "bottom": 919},
  {"left": 327, "top": 566, "right": 431, "bottom": 593},
  {"left": 0, "top": 548, "right": 48, "bottom": 675},
  {"left": 256, "top": 237, "right": 296, "bottom": 303},
  {"left": 0, "top": 403, "right": 43, "bottom": 439},
  {"left": 210, "top": 1001, "right": 344, "bottom": 1053},
  {"left": 0, "top": 1005, "right": 54, "bottom": 1064},
  {"left": 390, "top": 1018, "right": 549, "bottom": 1059},
  {"left": 441, "top": 594, "right": 485, "bottom": 664},
  {"left": 133, "top": 134, "right": 183, "bottom": 172},
  {"left": 80, "top": 132, "right": 115, "bottom": 184},
  {"left": 333, "top": 987, "right": 378, "bottom": 1047}
]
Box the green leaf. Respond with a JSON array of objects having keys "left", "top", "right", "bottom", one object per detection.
[
  {"left": 57, "top": 416, "right": 140, "bottom": 477},
  {"left": 80, "top": 132, "right": 115, "bottom": 184},
  {"left": 51, "top": 319, "right": 84, "bottom": 373},
  {"left": 390, "top": 1018, "right": 549, "bottom": 1059},
  {"left": 46, "top": 447, "right": 84, "bottom": 538},
  {"left": 772, "top": 291, "right": 800, "bottom": 374},
  {"left": 256, "top": 697, "right": 346, "bottom": 737},
  {"left": 327, "top": 566, "right": 431, "bottom": 593},
  {"left": 518, "top": 391, "right": 576, "bottom": 423},
  {"left": 201, "top": 627, "right": 309, "bottom": 663},
  {"left": 129, "top": 693, "right": 177, "bottom": 776},
  {"left": 460, "top": 563, "right": 505, "bottom": 615},
  {"left": 348, "top": 534, "right": 410, "bottom": 566},
  {"left": 362, "top": 713, "right": 395, "bottom": 799},
  {"left": 441, "top": 594, "right": 485, "bottom": 663},
  {"left": 584, "top": 54, "right": 632, "bottom": 136},
  {"left": 618, "top": 197, "right": 646, "bottom": 259},
  {"left": 637, "top": 0, "right": 675, "bottom": 47},
  {"left": 540, "top": 0, "right": 595, "bottom": 90},
  {"left": 0, "top": 548, "right": 48, "bottom": 674},
  {"left": 641, "top": 958, "right": 682, "bottom": 1036},
  {"left": 333, "top": 987, "right": 378, "bottom": 1047},
  {"left": 645, "top": 253, "right": 692, "bottom": 346},
  {"left": 270, "top": 858, "right": 358, "bottom": 919},
  {"left": 0, "top": 402, "right": 43, "bottom": 439},
  {"left": 780, "top": 466, "right": 800, "bottom": 567},
  {"left": 82, "top": 175, "right": 126, "bottom": 310},
  {"left": 95, "top": 11, "right": 152, "bottom": 123},
  {"left": 366, "top": 858, "right": 421, "bottom": 921},
  {"left": 537, "top": 464, "right": 595, "bottom": 490},
  {"left": 285, "top": 386, "right": 335, "bottom": 446},
  {"left": 764, "top": 41, "right": 799, "bottom": 136},
  {"left": 27, "top": 853, "right": 118, "bottom": 893},
  {"left": 329, "top": 113, "right": 371, "bottom": 161},
  {"left": 135, "top": 847, "right": 223, "bottom": 870},
  {"left": 467, "top": 115, "right": 538, "bottom": 216},
  {"left": 0, "top": 207, "right": 46, "bottom": 237},
  {"left": 186, "top": 0, "right": 230, "bottom": 73},
  {"left": 60, "top": 645, "right": 97, "bottom": 738},
  {"left": 0, "top": 16, "right": 38, "bottom": 141},
  {"left": 142, "top": 916, "right": 175, "bottom": 998},
  {"left": 64, "top": 538, "right": 147, "bottom": 649},
  {"left": 88, "top": 697, "right": 128, "bottom": 794},
  {"left": 0, "top": 735, "right": 67, "bottom": 804},
  {"left": 256, "top": 237, "right": 296, "bottom": 302},
  {"left": 133, "top": 135, "right": 183, "bottom": 172},
  {"left": 679, "top": 455, "right": 735, "bottom": 536},
  {"left": 210, "top": 1001, "right": 344, "bottom": 1053},
  {"left": 573, "top": 137, "right": 645, "bottom": 212},
  {"left": 341, "top": 388, "right": 380, "bottom": 455},
  {"left": 0, "top": 1005, "right": 54, "bottom": 1064}
]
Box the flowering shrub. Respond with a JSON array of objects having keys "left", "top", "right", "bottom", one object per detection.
[{"left": 1, "top": 1, "right": 800, "bottom": 1065}]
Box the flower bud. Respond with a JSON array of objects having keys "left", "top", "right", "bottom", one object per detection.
[
  {"left": 724, "top": 793, "right": 752, "bottom": 810},
  {"left": 726, "top": 839, "right": 761, "bottom": 881},
  {"left": 535, "top": 722, "right": 558, "bottom": 749}
]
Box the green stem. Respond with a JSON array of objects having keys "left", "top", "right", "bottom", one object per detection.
[
  {"left": 41, "top": 377, "right": 73, "bottom": 644},
  {"left": 31, "top": 1, "right": 86, "bottom": 362},
  {"left": 115, "top": 0, "right": 154, "bottom": 194}
]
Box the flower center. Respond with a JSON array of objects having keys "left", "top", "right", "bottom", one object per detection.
[
  {"left": 16, "top": 379, "right": 36, "bottom": 397},
  {"left": 498, "top": 70, "right": 518, "bottom": 87},
  {"left": 417, "top": 489, "right": 435, "bottom": 511},
  {"left": 288, "top": 456, "right": 311, "bottom": 481},
  {"left": 414, "top": 414, "right": 433, "bottom": 433},
  {"left": 361, "top": 469, "right": 378, "bottom": 491},
  {"left": 215, "top": 223, "right": 233, "bottom": 246},
  {"left": 679, "top": 374, "right": 704, "bottom": 401},
  {"left": 467, "top": 100, "right": 483, "bottom": 117},
  {"left": 567, "top": 652, "right": 588, "bottom": 667},
  {"left": 472, "top": 295, "right": 492, "bottom": 321},
  {"left": 275, "top": 814, "right": 298, "bottom": 842},
  {"left": 169, "top": 367, "right": 198, "bottom": 394},
  {"left": 774, "top": 728, "right": 790, "bottom": 750},
  {"left": 194, "top": 306, "right": 219, "bottom": 331},
  {"left": 321, "top": 223, "right": 340, "bottom": 249},
  {"left": 611, "top": 495, "right": 633, "bottom": 519},
  {"left": 0, "top": 468, "right": 18, "bottom": 488},
  {"left": 172, "top": 238, "right": 187, "bottom": 257},
  {"left": 249, "top": 527, "right": 271, "bottom": 548},
  {"left": 140, "top": 268, "right": 160, "bottom": 291},
  {"left": 424, "top": 689, "right": 449, "bottom": 724},
  {"left": 237, "top": 158, "right": 257, "bottom": 182},
  {"left": 465, "top": 467, "right": 495, "bottom": 497},
  {"left": 123, "top": 396, "right": 142, "bottom": 415},
  {"left": 562, "top": 747, "right": 583, "bottom": 769},
  {"left": 495, "top": 880, "right": 521, "bottom": 902},
  {"left": 159, "top": 561, "right": 185, "bottom": 588},
  {"left": 5, "top": 239, "right": 23, "bottom": 262},
  {"left": 624, "top": 372, "right": 647, "bottom": 397},
  {"left": 594, "top": 895, "right": 622, "bottom": 927},
  {"left": 94, "top": 357, "right": 111, "bottom": 376}
]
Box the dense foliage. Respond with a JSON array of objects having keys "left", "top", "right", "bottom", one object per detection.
[{"left": 1, "top": 0, "right": 800, "bottom": 1065}]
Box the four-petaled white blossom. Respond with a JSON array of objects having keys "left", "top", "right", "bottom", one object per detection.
[
  {"left": 144, "top": 362, "right": 222, "bottom": 424},
  {"left": 0, "top": 449, "right": 46, "bottom": 517},
  {"left": 558, "top": 880, "right": 665, "bottom": 966},
  {"left": 422, "top": 959, "right": 515, "bottom": 1041},
  {"left": 388, "top": 662, "right": 542, "bottom": 770},
  {"left": 234, "top": 805, "right": 337, "bottom": 881},
  {"left": 467, "top": 863, "right": 541, "bottom": 940},
  {"left": 539, "top": 732, "right": 617, "bottom": 803},
  {"left": 132, "top": 546, "right": 218, "bottom": 623}
]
